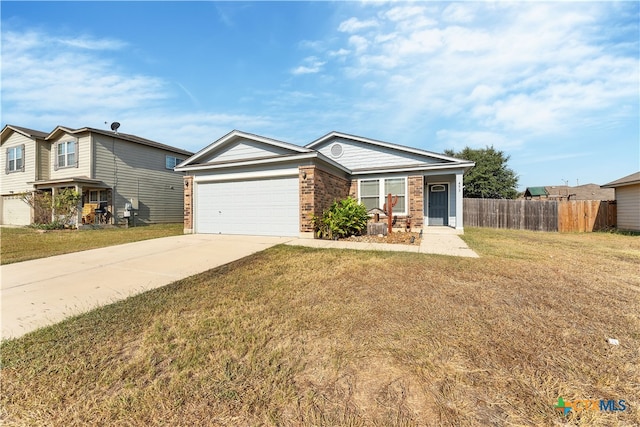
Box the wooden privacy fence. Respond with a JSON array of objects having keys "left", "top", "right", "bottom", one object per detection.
[{"left": 464, "top": 198, "right": 616, "bottom": 232}]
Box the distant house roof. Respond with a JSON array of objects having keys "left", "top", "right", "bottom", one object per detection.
[
  {"left": 46, "top": 126, "right": 193, "bottom": 157},
  {"left": 546, "top": 184, "right": 614, "bottom": 201},
  {"left": 602, "top": 172, "right": 640, "bottom": 188},
  {"left": 524, "top": 184, "right": 615, "bottom": 200},
  {"left": 524, "top": 187, "right": 548, "bottom": 197}
]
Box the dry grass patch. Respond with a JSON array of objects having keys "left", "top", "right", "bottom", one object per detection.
[
  {"left": 0, "top": 223, "right": 182, "bottom": 264},
  {"left": 1, "top": 228, "right": 639, "bottom": 426}
]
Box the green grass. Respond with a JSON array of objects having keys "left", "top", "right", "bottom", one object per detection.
[
  {"left": 1, "top": 228, "right": 639, "bottom": 426},
  {"left": 0, "top": 223, "right": 183, "bottom": 265}
]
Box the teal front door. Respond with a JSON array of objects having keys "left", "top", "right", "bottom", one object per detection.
[{"left": 428, "top": 184, "right": 448, "bottom": 226}]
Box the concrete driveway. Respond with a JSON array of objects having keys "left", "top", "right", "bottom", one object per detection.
[
  {"left": 1, "top": 234, "right": 290, "bottom": 340},
  {"left": 1, "top": 229, "right": 477, "bottom": 340}
]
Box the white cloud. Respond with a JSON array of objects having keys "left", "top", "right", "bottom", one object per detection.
[
  {"left": 348, "top": 35, "right": 369, "bottom": 54},
  {"left": 338, "top": 17, "right": 378, "bottom": 33},
  {"left": 291, "top": 56, "right": 326, "bottom": 75},
  {"left": 442, "top": 3, "right": 475, "bottom": 23},
  {"left": 436, "top": 130, "right": 523, "bottom": 152},
  {"left": 324, "top": 2, "right": 638, "bottom": 144},
  {"left": 56, "top": 35, "right": 127, "bottom": 50},
  {"left": 328, "top": 48, "right": 350, "bottom": 57},
  {"left": 384, "top": 6, "right": 427, "bottom": 22},
  {"left": 1, "top": 30, "right": 167, "bottom": 119}
]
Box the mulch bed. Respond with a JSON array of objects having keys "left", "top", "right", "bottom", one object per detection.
[{"left": 340, "top": 231, "right": 421, "bottom": 245}]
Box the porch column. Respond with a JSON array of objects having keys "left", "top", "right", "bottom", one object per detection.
[
  {"left": 75, "top": 185, "right": 82, "bottom": 227},
  {"left": 455, "top": 173, "right": 464, "bottom": 231},
  {"left": 51, "top": 187, "right": 58, "bottom": 223}
]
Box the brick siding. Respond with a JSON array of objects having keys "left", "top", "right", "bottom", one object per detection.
[
  {"left": 183, "top": 175, "right": 193, "bottom": 233},
  {"left": 299, "top": 166, "right": 351, "bottom": 233},
  {"left": 408, "top": 175, "right": 424, "bottom": 229}
]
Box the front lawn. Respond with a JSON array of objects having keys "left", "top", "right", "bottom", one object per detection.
[
  {"left": 1, "top": 229, "right": 638, "bottom": 425},
  {"left": 0, "top": 223, "right": 183, "bottom": 265}
]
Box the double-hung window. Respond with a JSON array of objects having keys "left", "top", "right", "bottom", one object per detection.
[
  {"left": 57, "top": 140, "right": 76, "bottom": 168},
  {"left": 166, "top": 155, "right": 183, "bottom": 169},
  {"left": 6, "top": 145, "right": 24, "bottom": 173},
  {"left": 384, "top": 178, "right": 406, "bottom": 213},
  {"left": 360, "top": 180, "right": 380, "bottom": 211},
  {"left": 89, "top": 190, "right": 108, "bottom": 204},
  {"left": 359, "top": 177, "right": 407, "bottom": 214}
]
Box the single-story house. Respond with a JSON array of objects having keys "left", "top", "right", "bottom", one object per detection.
[
  {"left": 1, "top": 124, "right": 193, "bottom": 226},
  {"left": 602, "top": 172, "right": 640, "bottom": 231},
  {"left": 175, "top": 130, "right": 475, "bottom": 237}
]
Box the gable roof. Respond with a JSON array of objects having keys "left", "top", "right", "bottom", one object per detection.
[
  {"left": 45, "top": 126, "right": 193, "bottom": 156},
  {"left": 306, "top": 131, "right": 469, "bottom": 164},
  {"left": 524, "top": 187, "right": 549, "bottom": 197},
  {"left": 176, "top": 129, "right": 313, "bottom": 169},
  {"left": 176, "top": 129, "right": 476, "bottom": 175},
  {"left": 602, "top": 172, "right": 640, "bottom": 188},
  {"left": 1, "top": 124, "right": 49, "bottom": 143}
]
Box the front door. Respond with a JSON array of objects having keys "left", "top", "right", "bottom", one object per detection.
[{"left": 428, "top": 184, "right": 448, "bottom": 226}]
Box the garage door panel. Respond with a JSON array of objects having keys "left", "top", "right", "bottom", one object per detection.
[
  {"left": 195, "top": 177, "right": 299, "bottom": 236},
  {"left": 2, "top": 196, "right": 31, "bottom": 225}
]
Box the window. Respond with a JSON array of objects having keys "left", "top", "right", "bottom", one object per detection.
[
  {"left": 360, "top": 180, "right": 380, "bottom": 210},
  {"left": 166, "top": 156, "right": 183, "bottom": 169},
  {"left": 385, "top": 178, "right": 406, "bottom": 212},
  {"left": 89, "top": 190, "right": 108, "bottom": 203},
  {"left": 359, "top": 177, "right": 407, "bottom": 214},
  {"left": 6, "top": 145, "right": 24, "bottom": 173},
  {"left": 57, "top": 140, "right": 76, "bottom": 168}
]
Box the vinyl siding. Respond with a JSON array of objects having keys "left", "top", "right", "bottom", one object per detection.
[
  {"left": 315, "top": 137, "right": 441, "bottom": 170},
  {"left": 203, "top": 139, "right": 294, "bottom": 163},
  {"left": 0, "top": 133, "right": 36, "bottom": 194},
  {"left": 37, "top": 141, "right": 51, "bottom": 181},
  {"left": 616, "top": 184, "right": 640, "bottom": 231},
  {"left": 48, "top": 132, "right": 91, "bottom": 179},
  {"left": 93, "top": 134, "right": 185, "bottom": 223}
]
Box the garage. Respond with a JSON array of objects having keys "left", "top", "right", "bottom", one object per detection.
[
  {"left": 195, "top": 176, "right": 299, "bottom": 236},
  {"left": 2, "top": 195, "right": 31, "bottom": 225}
]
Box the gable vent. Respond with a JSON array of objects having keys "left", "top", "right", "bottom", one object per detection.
[{"left": 330, "top": 143, "right": 343, "bottom": 158}]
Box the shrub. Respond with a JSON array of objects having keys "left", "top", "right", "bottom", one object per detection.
[
  {"left": 21, "top": 189, "right": 82, "bottom": 228},
  {"left": 313, "top": 197, "right": 369, "bottom": 240}
]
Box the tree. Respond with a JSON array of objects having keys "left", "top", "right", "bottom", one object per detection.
[
  {"left": 21, "top": 188, "right": 82, "bottom": 228},
  {"left": 445, "top": 146, "right": 519, "bottom": 199}
]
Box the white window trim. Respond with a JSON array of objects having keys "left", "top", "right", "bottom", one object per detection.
[
  {"left": 56, "top": 140, "right": 77, "bottom": 169},
  {"left": 6, "top": 145, "right": 25, "bottom": 173},
  {"left": 166, "top": 155, "right": 184, "bottom": 170},
  {"left": 89, "top": 190, "right": 108, "bottom": 203},
  {"left": 358, "top": 177, "right": 408, "bottom": 215}
]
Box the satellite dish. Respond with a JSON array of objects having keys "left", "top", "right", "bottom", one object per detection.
[{"left": 110, "top": 122, "right": 120, "bottom": 132}]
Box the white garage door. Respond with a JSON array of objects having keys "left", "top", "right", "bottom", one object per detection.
[
  {"left": 195, "top": 177, "right": 299, "bottom": 236},
  {"left": 2, "top": 195, "right": 31, "bottom": 225}
]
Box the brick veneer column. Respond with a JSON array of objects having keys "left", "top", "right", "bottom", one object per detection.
[
  {"left": 299, "top": 166, "right": 315, "bottom": 234},
  {"left": 408, "top": 175, "right": 424, "bottom": 229},
  {"left": 183, "top": 175, "right": 194, "bottom": 234}
]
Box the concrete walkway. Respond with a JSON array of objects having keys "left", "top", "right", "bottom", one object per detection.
[
  {"left": 1, "top": 229, "right": 477, "bottom": 340},
  {"left": 286, "top": 227, "right": 479, "bottom": 258}
]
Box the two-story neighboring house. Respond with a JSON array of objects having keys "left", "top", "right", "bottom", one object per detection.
[{"left": 1, "top": 124, "right": 193, "bottom": 226}]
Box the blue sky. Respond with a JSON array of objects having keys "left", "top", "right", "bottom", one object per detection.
[{"left": 2, "top": 1, "right": 638, "bottom": 190}]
